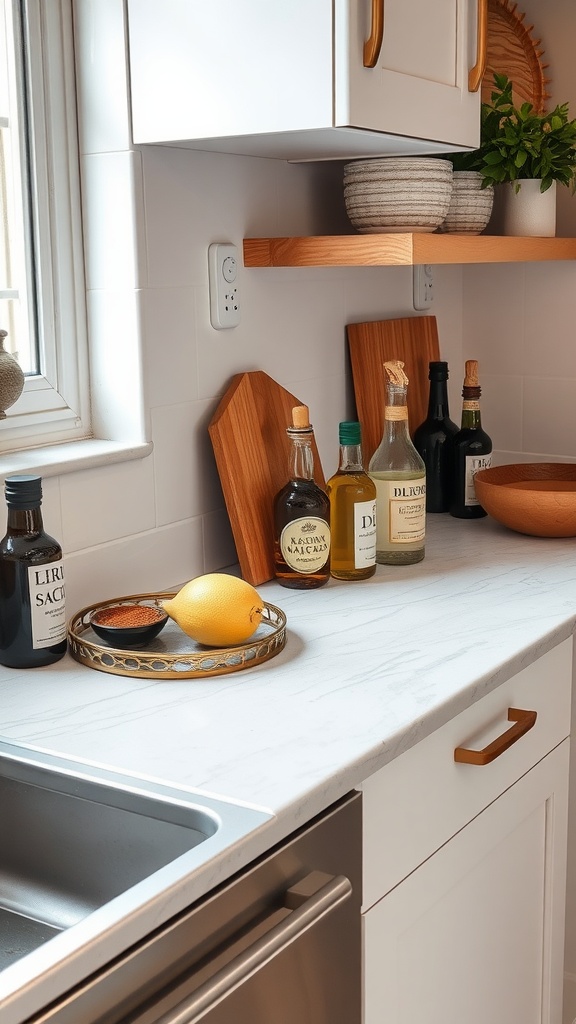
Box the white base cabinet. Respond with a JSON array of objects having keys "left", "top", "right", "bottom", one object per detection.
[
  {"left": 362, "top": 639, "right": 572, "bottom": 1024},
  {"left": 126, "top": 0, "right": 481, "bottom": 161}
]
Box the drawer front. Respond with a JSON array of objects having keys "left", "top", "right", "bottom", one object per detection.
[{"left": 362, "top": 638, "right": 573, "bottom": 911}]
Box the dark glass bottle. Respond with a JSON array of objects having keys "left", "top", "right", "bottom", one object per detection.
[
  {"left": 449, "top": 360, "right": 493, "bottom": 519},
  {"left": 413, "top": 361, "right": 459, "bottom": 513},
  {"left": 273, "top": 405, "right": 330, "bottom": 589},
  {"left": 0, "top": 475, "right": 67, "bottom": 668},
  {"left": 326, "top": 421, "right": 376, "bottom": 581}
]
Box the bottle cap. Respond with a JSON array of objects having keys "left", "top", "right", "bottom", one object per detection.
[
  {"left": 339, "top": 421, "right": 361, "bottom": 445},
  {"left": 5, "top": 474, "right": 42, "bottom": 509},
  {"left": 428, "top": 361, "right": 449, "bottom": 380}
]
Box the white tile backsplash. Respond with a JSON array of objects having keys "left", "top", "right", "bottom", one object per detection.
[
  {"left": 59, "top": 457, "right": 156, "bottom": 552},
  {"left": 151, "top": 399, "right": 224, "bottom": 525}
]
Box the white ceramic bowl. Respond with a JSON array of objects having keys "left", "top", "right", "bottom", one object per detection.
[
  {"left": 343, "top": 157, "right": 453, "bottom": 233},
  {"left": 438, "top": 171, "right": 494, "bottom": 234}
]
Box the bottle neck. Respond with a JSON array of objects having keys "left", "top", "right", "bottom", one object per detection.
[
  {"left": 338, "top": 443, "right": 364, "bottom": 472},
  {"left": 384, "top": 383, "right": 411, "bottom": 441},
  {"left": 427, "top": 377, "right": 450, "bottom": 420},
  {"left": 460, "top": 386, "right": 482, "bottom": 430},
  {"left": 287, "top": 429, "right": 315, "bottom": 481},
  {"left": 6, "top": 506, "right": 43, "bottom": 534}
]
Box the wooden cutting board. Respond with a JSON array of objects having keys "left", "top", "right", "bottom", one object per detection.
[
  {"left": 346, "top": 316, "right": 441, "bottom": 465},
  {"left": 209, "top": 371, "right": 326, "bottom": 586}
]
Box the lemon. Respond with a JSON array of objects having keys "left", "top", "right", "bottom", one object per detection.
[{"left": 162, "top": 573, "right": 264, "bottom": 647}]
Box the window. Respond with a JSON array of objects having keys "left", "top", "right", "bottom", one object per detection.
[{"left": 0, "top": 0, "right": 89, "bottom": 452}]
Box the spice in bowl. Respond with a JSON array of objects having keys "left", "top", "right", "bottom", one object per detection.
[{"left": 90, "top": 603, "right": 168, "bottom": 649}]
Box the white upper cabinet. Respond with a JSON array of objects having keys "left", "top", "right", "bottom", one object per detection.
[{"left": 126, "top": 0, "right": 482, "bottom": 161}]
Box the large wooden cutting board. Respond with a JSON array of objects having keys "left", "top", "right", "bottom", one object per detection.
[
  {"left": 347, "top": 316, "right": 441, "bottom": 466},
  {"left": 209, "top": 371, "right": 326, "bottom": 586}
]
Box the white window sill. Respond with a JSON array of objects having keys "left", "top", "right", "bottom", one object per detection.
[{"left": 0, "top": 437, "right": 153, "bottom": 484}]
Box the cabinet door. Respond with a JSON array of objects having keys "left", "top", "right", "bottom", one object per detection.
[
  {"left": 339, "top": 0, "right": 481, "bottom": 148},
  {"left": 127, "top": 0, "right": 334, "bottom": 145},
  {"left": 128, "top": 0, "right": 480, "bottom": 155},
  {"left": 363, "top": 740, "right": 569, "bottom": 1024}
]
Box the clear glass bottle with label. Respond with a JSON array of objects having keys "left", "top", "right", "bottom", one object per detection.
[
  {"left": 273, "top": 405, "right": 331, "bottom": 589},
  {"left": 0, "top": 475, "right": 67, "bottom": 667},
  {"left": 368, "top": 361, "right": 426, "bottom": 565},
  {"left": 449, "top": 360, "right": 493, "bottom": 519},
  {"left": 326, "top": 421, "right": 377, "bottom": 581}
]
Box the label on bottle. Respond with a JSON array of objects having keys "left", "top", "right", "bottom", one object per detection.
[
  {"left": 280, "top": 517, "right": 330, "bottom": 574},
  {"left": 465, "top": 453, "right": 493, "bottom": 505},
  {"left": 385, "top": 406, "right": 409, "bottom": 421},
  {"left": 27, "top": 559, "right": 67, "bottom": 648},
  {"left": 373, "top": 477, "right": 426, "bottom": 546},
  {"left": 354, "top": 499, "right": 377, "bottom": 568}
]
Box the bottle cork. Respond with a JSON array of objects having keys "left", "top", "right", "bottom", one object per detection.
[
  {"left": 384, "top": 360, "right": 409, "bottom": 387},
  {"left": 291, "top": 405, "right": 311, "bottom": 429},
  {"left": 463, "top": 360, "right": 479, "bottom": 387}
]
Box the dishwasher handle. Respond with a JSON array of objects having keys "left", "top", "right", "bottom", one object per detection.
[{"left": 151, "top": 871, "right": 352, "bottom": 1024}]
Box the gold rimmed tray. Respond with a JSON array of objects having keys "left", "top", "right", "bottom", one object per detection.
[{"left": 67, "top": 593, "right": 287, "bottom": 679}]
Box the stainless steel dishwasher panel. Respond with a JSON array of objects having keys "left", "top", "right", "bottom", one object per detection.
[{"left": 31, "top": 791, "right": 362, "bottom": 1024}]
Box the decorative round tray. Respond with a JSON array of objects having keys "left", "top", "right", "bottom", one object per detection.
[{"left": 67, "top": 593, "right": 287, "bottom": 679}]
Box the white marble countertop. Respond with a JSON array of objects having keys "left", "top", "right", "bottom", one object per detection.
[{"left": 2, "top": 513, "right": 576, "bottom": 1021}]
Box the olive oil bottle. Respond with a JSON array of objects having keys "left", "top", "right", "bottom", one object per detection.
[{"left": 326, "top": 421, "right": 376, "bottom": 581}]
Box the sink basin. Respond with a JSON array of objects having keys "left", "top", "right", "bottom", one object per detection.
[{"left": 0, "top": 739, "right": 272, "bottom": 1020}]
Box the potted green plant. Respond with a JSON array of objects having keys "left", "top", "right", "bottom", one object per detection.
[
  {"left": 476, "top": 73, "right": 576, "bottom": 235},
  {"left": 479, "top": 73, "right": 576, "bottom": 192}
]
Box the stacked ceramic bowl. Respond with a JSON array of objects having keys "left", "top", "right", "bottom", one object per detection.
[
  {"left": 343, "top": 157, "right": 453, "bottom": 233},
  {"left": 438, "top": 171, "right": 494, "bottom": 234}
]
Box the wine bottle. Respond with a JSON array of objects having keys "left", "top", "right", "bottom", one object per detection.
[
  {"left": 449, "top": 359, "right": 493, "bottom": 519},
  {"left": 413, "top": 361, "right": 459, "bottom": 513},
  {"left": 368, "top": 360, "right": 426, "bottom": 565},
  {"left": 0, "top": 475, "right": 67, "bottom": 668},
  {"left": 326, "top": 421, "right": 377, "bottom": 581},
  {"left": 273, "top": 405, "right": 331, "bottom": 589}
]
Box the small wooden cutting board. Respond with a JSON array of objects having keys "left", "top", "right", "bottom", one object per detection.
[
  {"left": 209, "top": 371, "right": 326, "bottom": 586},
  {"left": 346, "top": 316, "right": 441, "bottom": 465}
]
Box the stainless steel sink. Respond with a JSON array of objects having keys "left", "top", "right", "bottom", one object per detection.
[{"left": 0, "top": 738, "right": 272, "bottom": 1020}]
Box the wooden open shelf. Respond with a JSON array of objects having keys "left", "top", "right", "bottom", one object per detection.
[{"left": 243, "top": 234, "right": 576, "bottom": 268}]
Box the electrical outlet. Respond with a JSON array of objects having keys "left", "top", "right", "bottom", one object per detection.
[
  {"left": 413, "top": 263, "right": 434, "bottom": 310},
  {"left": 208, "top": 243, "right": 241, "bottom": 329}
]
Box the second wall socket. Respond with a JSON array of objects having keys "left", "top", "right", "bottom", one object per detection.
[{"left": 413, "top": 264, "right": 434, "bottom": 310}]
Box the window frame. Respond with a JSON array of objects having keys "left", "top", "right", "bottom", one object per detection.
[{"left": 0, "top": 0, "right": 90, "bottom": 453}]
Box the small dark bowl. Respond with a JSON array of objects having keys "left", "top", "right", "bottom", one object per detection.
[{"left": 89, "top": 604, "right": 169, "bottom": 650}]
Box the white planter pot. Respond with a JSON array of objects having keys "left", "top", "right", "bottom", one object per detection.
[
  {"left": 438, "top": 171, "right": 494, "bottom": 234},
  {"left": 501, "top": 179, "right": 557, "bottom": 237}
]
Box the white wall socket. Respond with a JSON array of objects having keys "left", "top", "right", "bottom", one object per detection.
[
  {"left": 413, "top": 263, "right": 434, "bottom": 310},
  {"left": 208, "top": 243, "right": 241, "bottom": 329}
]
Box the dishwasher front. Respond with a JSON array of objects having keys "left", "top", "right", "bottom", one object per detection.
[{"left": 28, "top": 791, "right": 362, "bottom": 1024}]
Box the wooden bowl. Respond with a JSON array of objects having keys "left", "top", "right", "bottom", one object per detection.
[{"left": 474, "top": 464, "right": 576, "bottom": 537}]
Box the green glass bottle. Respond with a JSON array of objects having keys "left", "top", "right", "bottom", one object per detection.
[{"left": 449, "top": 360, "right": 493, "bottom": 519}]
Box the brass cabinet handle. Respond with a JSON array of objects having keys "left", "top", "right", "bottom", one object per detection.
[
  {"left": 454, "top": 708, "right": 537, "bottom": 765},
  {"left": 468, "top": 0, "right": 488, "bottom": 92},
  {"left": 364, "top": 0, "right": 385, "bottom": 68}
]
